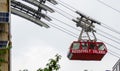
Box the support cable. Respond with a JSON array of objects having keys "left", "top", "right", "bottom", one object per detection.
[
  {"left": 47, "top": 2, "right": 76, "bottom": 20},
  {"left": 57, "top": 0, "right": 76, "bottom": 12},
  {"left": 48, "top": 15, "right": 80, "bottom": 31},
  {"left": 46, "top": 14, "right": 120, "bottom": 51},
  {"left": 97, "top": 38, "right": 120, "bottom": 50},
  {"left": 48, "top": 21, "right": 78, "bottom": 38},
  {"left": 97, "top": 0, "right": 120, "bottom": 14},
  {"left": 108, "top": 52, "right": 120, "bottom": 58},
  {"left": 56, "top": 0, "right": 120, "bottom": 35},
  {"left": 97, "top": 32, "right": 120, "bottom": 46},
  {"left": 101, "top": 23, "right": 120, "bottom": 35},
  {"left": 96, "top": 28, "right": 120, "bottom": 41},
  {"left": 47, "top": 21, "right": 120, "bottom": 58}
]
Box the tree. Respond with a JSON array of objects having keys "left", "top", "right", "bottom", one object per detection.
[
  {"left": 20, "top": 54, "right": 61, "bottom": 71},
  {"left": 37, "top": 54, "right": 61, "bottom": 71}
]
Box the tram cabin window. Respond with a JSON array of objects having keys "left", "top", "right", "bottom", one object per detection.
[
  {"left": 89, "top": 43, "right": 96, "bottom": 49},
  {"left": 97, "top": 44, "right": 105, "bottom": 50},
  {"left": 72, "top": 43, "right": 80, "bottom": 50},
  {"left": 81, "top": 43, "right": 88, "bottom": 49}
]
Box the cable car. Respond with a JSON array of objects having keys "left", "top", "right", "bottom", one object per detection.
[
  {"left": 68, "top": 15, "right": 107, "bottom": 61},
  {"left": 67, "top": 40, "right": 107, "bottom": 61}
]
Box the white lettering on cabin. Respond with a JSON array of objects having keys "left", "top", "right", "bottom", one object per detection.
[{"left": 72, "top": 49, "right": 106, "bottom": 54}]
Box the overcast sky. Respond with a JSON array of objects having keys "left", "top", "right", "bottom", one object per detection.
[{"left": 11, "top": 0, "right": 120, "bottom": 71}]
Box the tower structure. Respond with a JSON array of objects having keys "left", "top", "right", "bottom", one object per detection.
[{"left": 0, "top": 0, "right": 11, "bottom": 71}]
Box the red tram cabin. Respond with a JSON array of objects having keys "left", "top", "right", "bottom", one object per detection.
[{"left": 67, "top": 40, "right": 107, "bottom": 61}]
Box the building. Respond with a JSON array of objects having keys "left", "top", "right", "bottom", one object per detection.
[
  {"left": 112, "top": 59, "right": 120, "bottom": 71},
  {"left": 0, "top": 0, "right": 11, "bottom": 71}
]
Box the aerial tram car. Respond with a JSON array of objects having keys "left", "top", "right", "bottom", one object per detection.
[{"left": 67, "top": 12, "right": 107, "bottom": 61}]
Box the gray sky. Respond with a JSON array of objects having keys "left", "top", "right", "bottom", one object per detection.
[{"left": 11, "top": 0, "right": 120, "bottom": 71}]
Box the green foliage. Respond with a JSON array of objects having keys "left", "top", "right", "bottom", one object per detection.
[
  {"left": 0, "top": 58, "right": 5, "bottom": 62},
  {"left": 0, "top": 49, "right": 7, "bottom": 71},
  {"left": 19, "top": 54, "right": 61, "bottom": 71},
  {"left": 0, "top": 50, "right": 6, "bottom": 55},
  {"left": 37, "top": 54, "right": 61, "bottom": 71},
  {"left": 0, "top": 49, "right": 6, "bottom": 63}
]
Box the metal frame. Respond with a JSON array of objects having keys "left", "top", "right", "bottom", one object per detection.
[{"left": 73, "top": 11, "right": 101, "bottom": 41}]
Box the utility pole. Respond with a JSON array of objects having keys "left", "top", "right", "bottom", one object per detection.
[{"left": 0, "top": 0, "right": 11, "bottom": 71}]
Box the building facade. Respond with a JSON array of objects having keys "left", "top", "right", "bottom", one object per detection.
[
  {"left": 0, "top": 0, "right": 11, "bottom": 71},
  {"left": 112, "top": 59, "right": 120, "bottom": 71}
]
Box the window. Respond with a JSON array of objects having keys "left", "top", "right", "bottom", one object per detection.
[
  {"left": 0, "top": 12, "right": 9, "bottom": 23},
  {"left": 97, "top": 43, "right": 105, "bottom": 50},
  {"left": 72, "top": 43, "right": 80, "bottom": 50},
  {"left": 81, "top": 42, "right": 88, "bottom": 49},
  {"left": 89, "top": 43, "right": 96, "bottom": 49},
  {"left": 0, "top": 41, "right": 8, "bottom": 48},
  {"left": 0, "top": 24, "right": 6, "bottom": 32}
]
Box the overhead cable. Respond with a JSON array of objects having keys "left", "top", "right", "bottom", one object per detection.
[
  {"left": 57, "top": 0, "right": 120, "bottom": 35},
  {"left": 97, "top": 32, "right": 120, "bottom": 46},
  {"left": 47, "top": 0, "right": 120, "bottom": 58},
  {"left": 48, "top": 15, "right": 80, "bottom": 31},
  {"left": 48, "top": 21, "right": 78, "bottom": 38},
  {"left": 47, "top": 14, "right": 120, "bottom": 51},
  {"left": 47, "top": 2, "right": 76, "bottom": 20},
  {"left": 97, "top": 28, "right": 120, "bottom": 41},
  {"left": 97, "top": 0, "right": 120, "bottom": 14},
  {"left": 101, "top": 23, "right": 120, "bottom": 35},
  {"left": 108, "top": 52, "right": 120, "bottom": 58},
  {"left": 48, "top": 21, "right": 120, "bottom": 58},
  {"left": 57, "top": 0, "right": 77, "bottom": 12}
]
